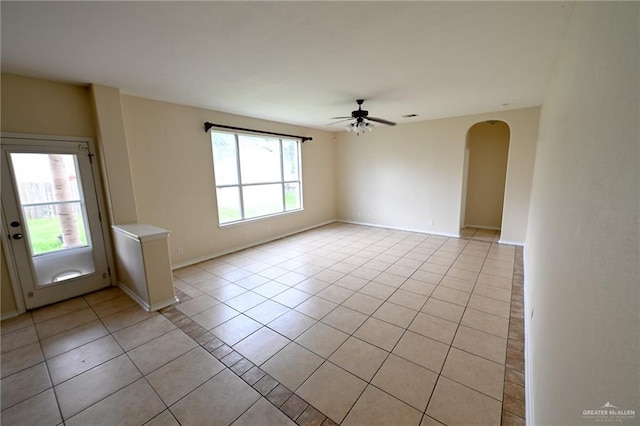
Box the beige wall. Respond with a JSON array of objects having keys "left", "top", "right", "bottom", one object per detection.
[
  {"left": 336, "top": 107, "right": 539, "bottom": 244},
  {"left": 1, "top": 248, "right": 17, "bottom": 315},
  {"left": 120, "top": 95, "right": 337, "bottom": 266},
  {"left": 525, "top": 2, "right": 638, "bottom": 423},
  {"left": 1, "top": 73, "right": 97, "bottom": 316},
  {"left": 464, "top": 121, "right": 510, "bottom": 229}
]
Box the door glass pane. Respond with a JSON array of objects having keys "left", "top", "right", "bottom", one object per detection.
[
  {"left": 243, "top": 184, "right": 283, "bottom": 219},
  {"left": 238, "top": 136, "right": 281, "bottom": 184},
  {"left": 216, "top": 186, "right": 242, "bottom": 224},
  {"left": 211, "top": 132, "right": 239, "bottom": 186},
  {"left": 9, "top": 152, "right": 95, "bottom": 286}
]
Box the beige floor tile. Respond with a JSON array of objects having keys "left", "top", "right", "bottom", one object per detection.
[
  {"left": 372, "top": 354, "right": 437, "bottom": 411},
  {"left": 481, "top": 265, "right": 513, "bottom": 280},
  {"left": 1, "top": 313, "right": 33, "bottom": 336},
  {"left": 294, "top": 296, "right": 338, "bottom": 320},
  {"left": 146, "top": 347, "right": 224, "bottom": 405},
  {"left": 373, "top": 272, "right": 407, "bottom": 288},
  {"left": 421, "top": 415, "right": 445, "bottom": 426},
  {"left": 387, "top": 289, "right": 428, "bottom": 311},
  {"left": 342, "top": 292, "right": 384, "bottom": 315},
  {"left": 392, "top": 331, "right": 449, "bottom": 373},
  {"left": 334, "top": 274, "right": 369, "bottom": 292},
  {"left": 350, "top": 266, "right": 381, "bottom": 281},
  {"left": 426, "top": 376, "right": 501, "bottom": 425},
  {"left": 32, "top": 297, "right": 89, "bottom": 324},
  {"left": 329, "top": 337, "right": 388, "bottom": 381},
  {"left": 342, "top": 385, "right": 422, "bottom": 426},
  {"left": 372, "top": 302, "right": 417, "bottom": 328},
  {"left": 209, "top": 283, "right": 247, "bottom": 302},
  {"left": 461, "top": 308, "right": 509, "bottom": 338},
  {"left": 421, "top": 298, "right": 465, "bottom": 323},
  {"left": 175, "top": 294, "right": 220, "bottom": 317},
  {"left": 314, "top": 269, "right": 346, "bottom": 284},
  {"left": 113, "top": 314, "right": 176, "bottom": 351},
  {"left": 235, "top": 274, "right": 270, "bottom": 290},
  {"left": 262, "top": 342, "right": 323, "bottom": 390},
  {"left": 225, "top": 292, "right": 267, "bottom": 312},
  {"left": 65, "top": 378, "right": 165, "bottom": 426},
  {"left": 295, "top": 322, "right": 349, "bottom": 358},
  {"left": 0, "top": 388, "right": 61, "bottom": 426},
  {"left": 47, "top": 335, "right": 123, "bottom": 385},
  {"left": 100, "top": 305, "right": 157, "bottom": 333},
  {"left": 275, "top": 271, "right": 308, "bottom": 287},
  {"left": 192, "top": 275, "right": 234, "bottom": 293},
  {"left": 445, "top": 267, "right": 479, "bottom": 282},
  {"left": 354, "top": 317, "right": 404, "bottom": 351},
  {"left": 473, "top": 283, "right": 512, "bottom": 302},
  {"left": 34, "top": 308, "right": 98, "bottom": 341},
  {"left": 0, "top": 362, "right": 51, "bottom": 410},
  {"left": 145, "top": 410, "right": 180, "bottom": 426},
  {"left": 254, "top": 281, "right": 290, "bottom": 298},
  {"left": 244, "top": 300, "right": 290, "bottom": 325},
  {"left": 170, "top": 369, "right": 260, "bottom": 426},
  {"left": 211, "top": 314, "right": 262, "bottom": 346},
  {"left": 83, "top": 287, "right": 124, "bottom": 306},
  {"left": 191, "top": 303, "right": 240, "bottom": 330},
  {"left": 40, "top": 320, "right": 109, "bottom": 359},
  {"left": 91, "top": 294, "right": 136, "bottom": 318},
  {"left": 232, "top": 398, "right": 296, "bottom": 426},
  {"left": 55, "top": 354, "right": 141, "bottom": 419},
  {"left": 272, "top": 288, "right": 312, "bottom": 308},
  {"left": 297, "top": 362, "right": 367, "bottom": 424},
  {"left": 181, "top": 270, "right": 218, "bottom": 285},
  {"left": 467, "top": 294, "right": 511, "bottom": 318},
  {"left": 452, "top": 326, "right": 507, "bottom": 364},
  {"left": 268, "top": 310, "right": 317, "bottom": 339},
  {"left": 439, "top": 276, "right": 475, "bottom": 292},
  {"left": 359, "top": 282, "right": 396, "bottom": 300},
  {"left": 400, "top": 279, "right": 437, "bottom": 297},
  {"left": 431, "top": 286, "right": 471, "bottom": 307},
  {"left": 174, "top": 280, "right": 205, "bottom": 298},
  {"left": 408, "top": 312, "right": 458, "bottom": 345},
  {"left": 476, "top": 273, "right": 512, "bottom": 290},
  {"left": 259, "top": 266, "right": 289, "bottom": 280},
  {"left": 294, "top": 277, "right": 331, "bottom": 295},
  {"left": 233, "top": 326, "right": 289, "bottom": 365},
  {"left": 321, "top": 306, "right": 368, "bottom": 334},
  {"left": 316, "top": 285, "right": 355, "bottom": 304},
  {"left": 1, "top": 341, "right": 44, "bottom": 379},
  {"left": 441, "top": 347, "right": 504, "bottom": 401},
  {"left": 410, "top": 271, "right": 444, "bottom": 286},
  {"left": 127, "top": 329, "right": 198, "bottom": 374}
]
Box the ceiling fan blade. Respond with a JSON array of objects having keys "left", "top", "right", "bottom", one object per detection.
[
  {"left": 367, "top": 116, "right": 397, "bottom": 126},
  {"left": 327, "top": 118, "right": 353, "bottom": 126},
  {"left": 330, "top": 116, "right": 352, "bottom": 120}
]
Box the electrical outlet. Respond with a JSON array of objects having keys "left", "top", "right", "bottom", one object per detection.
[{"left": 177, "top": 248, "right": 184, "bottom": 256}]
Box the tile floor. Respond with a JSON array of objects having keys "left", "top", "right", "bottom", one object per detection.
[{"left": 0, "top": 223, "right": 526, "bottom": 425}]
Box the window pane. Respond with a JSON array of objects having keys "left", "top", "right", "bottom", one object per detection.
[
  {"left": 238, "top": 135, "right": 281, "bottom": 184},
  {"left": 243, "top": 184, "right": 283, "bottom": 219},
  {"left": 282, "top": 139, "right": 299, "bottom": 181},
  {"left": 23, "top": 203, "right": 88, "bottom": 255},
  {"left": 216, "top": 187, "right": 242, "bottom": 223},
  {"left": 284, "top": 183, "right": 301, "bottom": 211},
  {"left": 10, "top": 153, "right": 81, "bottom": 204},
  {"left": 211, "top": 132, "right": 239, "bottom": 185}
]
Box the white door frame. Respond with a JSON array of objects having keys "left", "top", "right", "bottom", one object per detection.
[{"left": 1, "top": 132, "right": 116, "bottom": 314}]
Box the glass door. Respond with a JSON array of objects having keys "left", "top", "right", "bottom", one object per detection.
[{"left": 1, "top": 137, "right": 110, "bottom": 309}]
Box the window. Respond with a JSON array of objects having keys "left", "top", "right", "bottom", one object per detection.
[{"left": 211, "top": 131, "right": 302, "bottom": 225}]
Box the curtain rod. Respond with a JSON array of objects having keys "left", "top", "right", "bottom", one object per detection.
[{"left": 203, "top": 122, "right": 313, "bottom": 142}]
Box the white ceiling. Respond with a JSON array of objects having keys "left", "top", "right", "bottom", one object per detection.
[{"left": 1, "top": 1, "right": 573, "bottom": 130}]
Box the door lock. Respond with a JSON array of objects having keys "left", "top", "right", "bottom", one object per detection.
[
  {"left": 12, "top": 233, "right": 23, "bottom": 240},
  {"left": 10, "top": 221, "right": 20, "bottom": 228}
]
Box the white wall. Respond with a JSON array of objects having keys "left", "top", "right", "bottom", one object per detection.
[
  {"left": 525, "top": 2, "right": 639, "bottom": 424},
  {"left": 121, "top": 95, "right": 337, "bottom": 266},
  {"left": 336, "top": 107, "right": 539, "bottom": 244}
]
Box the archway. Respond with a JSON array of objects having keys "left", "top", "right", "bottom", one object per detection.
[{"left": 460, "top": 120, "right": 510, "bottom": 238}]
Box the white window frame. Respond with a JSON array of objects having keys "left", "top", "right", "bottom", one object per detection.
[{"left": 211, "top": 130, "right": 303, "bottom": 226}]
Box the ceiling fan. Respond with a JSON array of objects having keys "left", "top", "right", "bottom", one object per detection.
[{"left": 330, "top": 99, "right": 396, "bottom": 135}]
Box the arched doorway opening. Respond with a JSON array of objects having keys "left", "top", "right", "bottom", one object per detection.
[{"left": 460, "top": 120, "right": 510, "bottom": 240}]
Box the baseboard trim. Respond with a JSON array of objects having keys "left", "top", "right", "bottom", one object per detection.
[
  {"left": 464, "top": 224, "right": 501, "bottom": 231},
  {"left": 171, "top": 220, "right": 337, "bottom": 270},
  {"left": 337, "top": 220, "right": 461, "bottom": 239},
  {"left": 1, "top": 311, "right": 20, "bottom": 321},
  {"left": 498, "top": 239, "right": 525, "bottom": 246},
  {"left": 117, "top": 282, "right": 178, "bottom": 312}
]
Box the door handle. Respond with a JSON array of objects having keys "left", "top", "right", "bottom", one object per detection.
[{"left": 12, "top": 233, "right": 23, "bottom": 240}]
